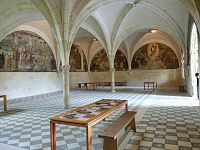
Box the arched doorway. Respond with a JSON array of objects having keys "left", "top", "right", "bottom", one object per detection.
[{"left": 190, "top": 22, "right": 199, "bottom": 98}]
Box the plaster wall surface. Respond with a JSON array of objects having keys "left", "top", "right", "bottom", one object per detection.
[
  {"left": 0, "top": 72, "right": 63, "bottom": 99},
  {"left": 90, "top": 69, "right": 181, "bottom": 88},
  {"left": 69, "top": 72, "right": 90, "bottom": 88},
  {"left": 0, "top": 69, "right": 181, "bottom": 100}
]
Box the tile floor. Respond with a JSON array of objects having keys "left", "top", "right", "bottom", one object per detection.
[{"left": 0, "top": 87, "right": 200, "bottom": 150}]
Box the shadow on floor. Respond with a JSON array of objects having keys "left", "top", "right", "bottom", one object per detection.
[{"left": 0, "top": 108, "right": 27, "bottom": 117}]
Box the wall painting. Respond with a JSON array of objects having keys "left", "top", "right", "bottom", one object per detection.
[
  {"left": 69, "top": 44, "right": 88, "bottom": 72},
  {"left": 90, "top": 49, "right": 109, "bottom": 72},
  {"left": 114, "top": 50, "right": 128, "bottom": 71},
  {"left": 132, "top": 43, "right": 179, "bottom": 70},
  {"left": 0, "top": 30, "right": 56, "bottom": 72}
]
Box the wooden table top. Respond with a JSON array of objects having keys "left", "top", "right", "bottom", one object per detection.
[{"left": 50, "top": 99, "right": 127, "bottom": 126}]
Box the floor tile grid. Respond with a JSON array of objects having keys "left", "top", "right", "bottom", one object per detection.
[
  {"left": 0, "top": 88, "right": 151, "bottom": 150},
  {"left": 122, "top": 90, "right": 200, "bottom": 150}
]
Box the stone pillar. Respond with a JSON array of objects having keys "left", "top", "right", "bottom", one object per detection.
[
  {"left": 110, "top": 68, "right": 115, "bottom": 92},
  {"left": 128, "top": 62, "right": 132, "bottom": 71},
  {"left": 109, "top": 55, "right": 115, "bottom": 92},
  {"left": 180, "top": 58, "right": 185, "bottom": 79},
  {"left": 62, "top": 65, "right": 70, "bottom": 108}
]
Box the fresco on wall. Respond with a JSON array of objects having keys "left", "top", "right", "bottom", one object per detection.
[
  {"left": 90, "top": 49, "right": 109, "bottom": 72},
  {"left": 69, "top": 45, "right": 88, "bottom": 72},
  {"left": 132, "top": 43, "right": 179, "bottom": 69},
  {"left": 0, "top": 30, "right": 56, "bottom": 72},
  {"left": 114, "top": 50, "right": 128, "bottom": 71}
]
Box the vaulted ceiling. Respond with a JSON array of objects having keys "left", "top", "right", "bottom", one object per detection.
[{"left": 0, "top": 0, "right": 199, "bottom": 67}]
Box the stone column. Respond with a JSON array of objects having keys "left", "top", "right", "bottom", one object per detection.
[
  {"left": 62, "top": 65, "right": 70, "bottom": 108},
  {"left": 110, "top": 68, "right": 115, "bottom": 92}
]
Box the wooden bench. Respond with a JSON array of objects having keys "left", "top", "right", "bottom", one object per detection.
[
  {"left": 99, "top": 82, "right": 127, "bottom": 87},
  {"left": 77, "top": 82, "right": 100, "bottom": 90},
  {"left": 0, "top": 95, "right": 7, "bottom": 111},
  {"left": 115, "top": 82, "right": 127, "bottom": 86},
  {"left": 98, "top": 111, "right": 136, "bottom": 150},
  {"left": 77, "top": 83, "right": 86, "bottom": 88},
  {"left": 144, "top": 81, "right": 157, "bottom": 90}
]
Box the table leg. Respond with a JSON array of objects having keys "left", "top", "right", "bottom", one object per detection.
[
  {"left": 50, "top": 121, "right": 56, "bottom": 150},
  {"left": 130, "top": 118, "right": 136, "bottom": 132},
  {"left": 4, "top": 95, "right": 7, "bottom": 111},
  {"left": 85, "top": 83, "right": 88, "bottom": 89},
  {"left": 153, "top": 83, "right": 155, "bottom": 90},
  {"left": 86, "top": 126, "right": 92, "bottom": 150},
  {"left": 144, "top": 83, "right": 145, "bottom": 90},
  {"left": 125, "top": 103, "right": 128, "bottom": 112}
]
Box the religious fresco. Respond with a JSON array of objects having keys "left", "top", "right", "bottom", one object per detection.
[
  {"left": 90, "top": 49, "right": 109, "bottom": 72},
  {"left": 132, "top": 43, "right": 179, "bottom": 70},
  {"left": 69, "top": 45, "right": 88, "bottom": 72},
  {"left": 0, "top": 30, "right": 56, "bottom": 72},
  {"left": 114, "top": 50, "right": 128, "bottom": 71}
]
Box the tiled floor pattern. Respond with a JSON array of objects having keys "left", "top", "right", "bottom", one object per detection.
[
  {"left": 0, "top": 88, "right": 199, "bottom": 150},
  {"left": 123, "top": 106, "right": 200, "bottom": 150}
]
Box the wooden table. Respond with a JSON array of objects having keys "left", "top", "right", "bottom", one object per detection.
[
  {"left": 50, "top": 99, "right": 128, "bottom": 150},
  {"left": 0, "top": 95, "right": 7, "bottom": 111},
  {"left": 144, "top": 82, "right": 157, "bottom": 90}
]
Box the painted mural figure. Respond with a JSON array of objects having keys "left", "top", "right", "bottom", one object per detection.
[
  {"left": 69, "top": 45, "right": 87, "bottom": 72},
  {"left": 145, "top": 43, "right": 165, "bottom": 69},
  {"left": 132, "top": 43, "right": 179, "bottom": 69},
  {"left": 0, "top": 31, "right": 56, "bottom": 72},
  {"left": 90, "top": 49, "right": 109, "bottom": 72},
  {"left": 114, "top": 50, "right": 128, "bottom": 71}
]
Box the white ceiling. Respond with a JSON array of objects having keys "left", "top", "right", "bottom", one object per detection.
[{"left": 0, "top": 0, "right": 199, "bottom": 64}]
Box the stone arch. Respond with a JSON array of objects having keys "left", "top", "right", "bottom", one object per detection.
[
  {"left": 90, "top": 49, "right": 109, "bottom": 72},
  {"left": 114, "top": 50, "right": 128, "bottom": 71}
]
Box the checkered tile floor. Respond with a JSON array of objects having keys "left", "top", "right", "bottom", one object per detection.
[
  {"left": 0, "top": 88, "right": 199, "bottom": 150},
  {"left": 123, "top": 106, "right": 200, "bottom": 150}
]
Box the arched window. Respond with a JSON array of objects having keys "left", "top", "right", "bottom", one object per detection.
[
  {"left": 190, "top": 22, "right": 199, "bottom": 97},
  {"left": 190, "top": 22, "right": 199, "bottom": 85}
]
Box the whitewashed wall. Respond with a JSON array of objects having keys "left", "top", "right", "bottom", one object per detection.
[
  {"left": 69, "top": 72, "right": 90, "bottom": 88},
  {"left": 0, "top": 72, "right": 63, "bottom": 99},
  {"left": 0, "top": 69, "right": 181, "bottom": 100},
  {"left": 90, "top": 69, "right": 181, "bottom": 88}
]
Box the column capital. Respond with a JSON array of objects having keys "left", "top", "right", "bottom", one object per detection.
[{"left": 61, "top": 65, "right": 70, "bottom": 73}]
